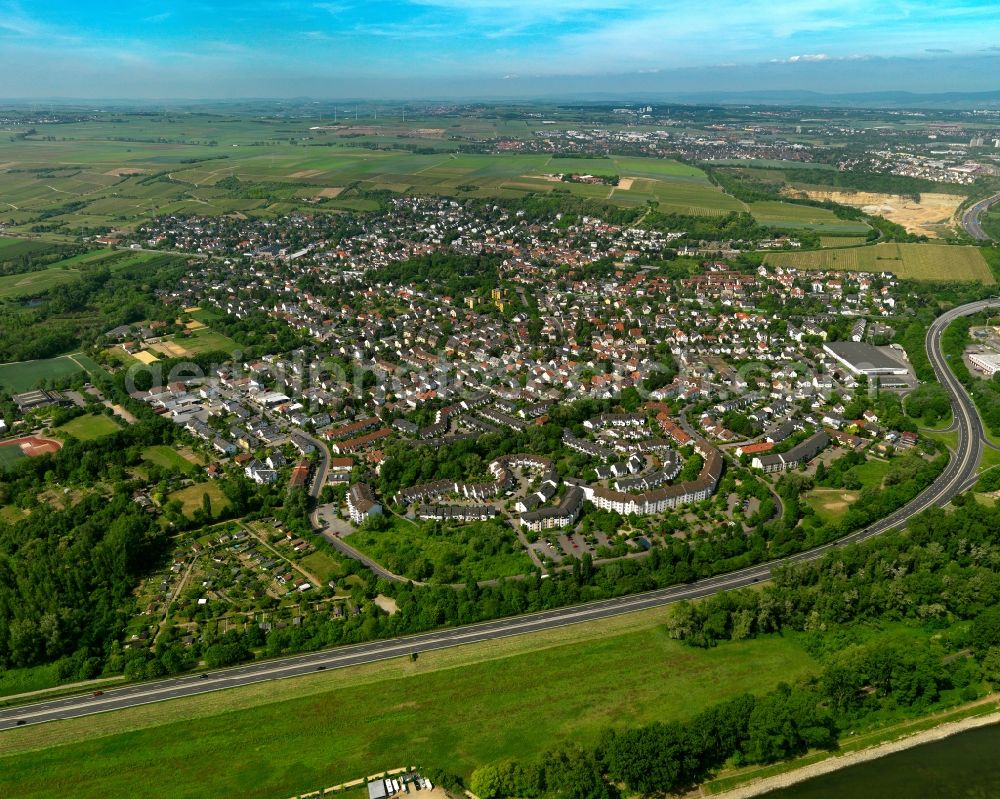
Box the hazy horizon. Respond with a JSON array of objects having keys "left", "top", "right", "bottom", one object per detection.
[{"left": 0, "top": 1, "right": 998, "bottom": 100}]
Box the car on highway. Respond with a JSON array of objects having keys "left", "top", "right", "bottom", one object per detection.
[{"left": 92, "top": 690, "right": 104, "bottom": 697}]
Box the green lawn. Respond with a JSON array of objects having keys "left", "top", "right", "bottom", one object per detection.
[
  {"left": 0, "top": 612, "right": 818, "bottom": 799},
  {"left": 349, "top": 516, "right": 535, "bottom": 583},
  {"left": 0, "top": 355, "right": 88, "bottom": 393},
  {"left": 56, "top": 414, "right": 121, "bottom": 441},
  {"left": 141, "top": 445, "right": 198, "bottom": 475},
  {"left": 168, "top": 482, "right": 230, "bottom": 517}
]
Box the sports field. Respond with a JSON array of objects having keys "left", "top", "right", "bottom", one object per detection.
[
  {"left": 763, "top": 242, "right": 995, "bottom": 283},
  {"left": 0, "top": 607, "right": 819, "bottom": 799}
]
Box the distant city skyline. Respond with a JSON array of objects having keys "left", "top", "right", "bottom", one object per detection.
[{"left": 0, "top": 0, "right": 998, "bottom": 98}]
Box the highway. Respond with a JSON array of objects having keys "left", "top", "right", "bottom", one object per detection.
[
  {"left": 960, "top": 192, "right": 1000, "bottom": 241},
  {"left": 1, "top": 300, "right": 994, "bottom": 732}
]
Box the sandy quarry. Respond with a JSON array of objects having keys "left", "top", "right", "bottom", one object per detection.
[{"left": 783, "top": 189, "right": 966, "bottom": 238}]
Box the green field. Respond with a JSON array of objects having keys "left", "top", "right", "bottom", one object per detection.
[
  {"left": 349, "top": 516, "right": 535, "bottom": 583},
  {"left": 0, "top": 608, "right": 818, "bottom": 799},
  {"left": 0, "top": 354, "right": 90, "bottom": 392},
  {"left": 747, "top": 201, "right": 870, "bottom": 233},
  {"left": 764, "top": 242, "right": 995, "bottom": 283},
  {"left": 168, "top": 482, "right": 230, "bottom": 517},
  {"left": 56, "top": 414, "right": 122, "bottom": 441},
  {"left": 141, "top": 445, "right": 198, "bottom": 475}
]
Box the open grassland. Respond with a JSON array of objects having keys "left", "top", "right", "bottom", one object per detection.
[
  {"left": 0, "top": 607, "right": 818, "bottom": 799},
  {"left": 56, "top": 413, "right": 121, "bottom": 441},
  {"left": 0, "top": 354, "right": 89, "bottom": 392},
  {"left": 168, "top": 481, "right": 230, "bottom": 517},
  {"left": 763, "top": 242, "right": 995, "bottom": 283},
  {"left": 747, "top": 201, "right": 870, "bottom": 233}
]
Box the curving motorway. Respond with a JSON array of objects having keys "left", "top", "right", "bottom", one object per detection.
[
  {"left": 1, "top": 301, "right": 995, "bottom": 732},
  {"left": 961, "top": 192, "right": 1000, "bottom": 241}
]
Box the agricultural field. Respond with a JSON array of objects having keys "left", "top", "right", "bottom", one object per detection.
[
  {"left": 763, "top": 242, "right": 995, "bottom": 283},
  {"left": 141, "top": 445, "right": 199, "bottom": 475},
  {"left": 819, "top": 236, "right": 868, "bottom": 248},
  {"left": 56, "top": 414, "right": 121, "bottom": 441},
  {"left": 0, "top": 354, "right": 90, "bottom": 392},
  {"left": 746, "top": 201, "right": 870, "bottom": 234},
  {"left": 0, "top": 118, "right": 749, "bottom": 231},
  {"left": 0, "top": 236, "right": 60, "bottom": 260},
  {"left": 0, "top": 608, "right": 819, "bottom": 799},
  {"left": 168, "top": 482, "right": 230, "bottom": 518},
  {"left": 349, "top": 516, "right": 534, "bottom": 583}
]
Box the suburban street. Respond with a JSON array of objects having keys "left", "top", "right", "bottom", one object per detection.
[
  {"left": 960, "top": 192, "right": 1000, "bottom": 241},
  {"left": 1, "top": 300, "right": 995, "bottom": 732}
]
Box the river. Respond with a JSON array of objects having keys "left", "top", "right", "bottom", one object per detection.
[{"left": 763, "top": 723, "right": 1000, "bottom": 799}]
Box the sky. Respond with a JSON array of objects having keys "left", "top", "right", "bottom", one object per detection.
[{"left": 0, "top": 0, "right": 999, "bottom": 99}]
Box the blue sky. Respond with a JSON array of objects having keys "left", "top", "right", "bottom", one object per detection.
[{"left": 0, "top": 1, "right": 998, "bottom": 98}]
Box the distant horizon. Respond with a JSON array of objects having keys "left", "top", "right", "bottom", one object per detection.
[
  {"left": 3, "top": 85, "right": 1000, "bottom": 110},
  {"left": 0, "top": 1, "right": 999, "bottom": 100}
]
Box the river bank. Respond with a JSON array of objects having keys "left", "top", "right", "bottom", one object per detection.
[{"left": 705, "top": 699, "right": 1000, "bottom": 798}]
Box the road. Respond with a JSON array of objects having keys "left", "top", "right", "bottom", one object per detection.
[
  {"left": 1, "top": 301, "right": 994, "bottom": 732},
  {"left": 960, "top": 192, "right": 1000, "bottom": 241}
]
